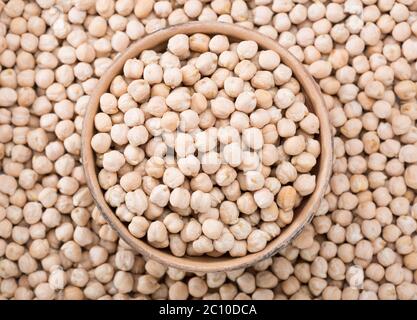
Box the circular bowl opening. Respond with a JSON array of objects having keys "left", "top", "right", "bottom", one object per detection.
[{"left": 81, "top": 22, "right": 333, "bottom": 273}]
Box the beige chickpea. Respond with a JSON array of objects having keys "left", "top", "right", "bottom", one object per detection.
[
  {"left": 110, "top": 123, "right": 129, "bottom": 145},
  {"left": 201, "top": 151, "right": 222, "bottom": 175},
  {"left": 254, "top": 188, "right": 274, "bottom": 209},
  {"left": 277, "top": 186, "right": 297, "bottom": 212},
  {"left": 136, "top": 274, "right": 160, "bottom": 295},
  {"left": 179, "top": 109, "right": 199, "bottom": 132},
  {"left": 177, "top": 155, "right": 200, "bottom": 177},
  {"left": 167, "top": 34, "right": 190, "bottom": 59},
  {"left": 283, "top": 135, "right": 306, "bottom": 156},
  {"left": 168, "top": 281, "right": 189, "bottom": 300},
  {"left": 234, "top": 60, "right": 257, "bottom": 81},
  {"left": 191, "top": 235, "right": 213, "bottom": 254},
  {"left": 124, "top": 108, "right": 145, "bottom": 127},
  {"left": 228, "top": 218, "right": 251, "bottom": 241},
  {"left": 190, "top": 190, "right": 212, "bottom": 213},
  {"left": 210, "top": 97, "right": 235, "bottom": 119},
  {"left": 190, "top": 173, "right": 213, "bottom": 193},
  {"left": 143, "top": 63, "right": 163, "bottom": 85},
  {"left": 222, "top": 76, "right": 244, "bottom": 98},
  {"left": 235, "top": 92, "right": 256, "bottom": 115},
  {"left": 188, "top": 276, "right": 208, "bottom": 298},
  {"left": 189, "top": 33, "right": 209, "bottom": 52},
  {"left": 194, "top": 129, "right": 217, "bottom": 153},
  {"left": 215, "top": 165, "right": 237, "bottom": 187},
  {"left": 127, "top": 125, "right": 149, "bottom": 147},
  {"left": 147, "top": 221, "right": 168, "bottom": 243},
  {"left": 149, "top": 184, "right": 170, "bottom": 207},
  {"left": 195, "top": 52, "right": 218, "bottom": 76},
  {"left": 300, "top": 113, "right": 320, "bottom": 134},
  {"left": 247, "top": 230, "right": 268, "bottom": 253},
  {"left": 163, "top": 213, "right": 184, "bottom": 234},
  {"left": 201, "top": 219, "right": 224, "bottom": 240},
  {"left": 213, "top": 229, "right": 235, "bottom": 253},
  {"left": 160, "top": 112, "right": 179, "bottom": 132},
  {"left": 123, "top": 59, "right": 144, "bottom": 79},
  {"left": 163, "top": 67, "right": 182, "bottom": 88},
  {"left": 291, "top": 152, "right": 317, "bottom": 173},
  {"left": 128, "top": 80, "right": 150, "bottom": 103},
  {"left": 169, "top": 187, "right": 191, "bottom": 210},
  {"left": 166, "top": 88, "right": 191, "bottom": 112},
  {"left": 102, "top": 151, "right": 125, "bottom": 172},
  {"left": 242, "top": 127, "right": 264, "bottom": 150},
  {"left": 222, "top": 142, "right": 242, "bottom": 168},
  {"left": 125, "top": 189, "right": 148, "bottom": 215},
  {"left": 180, "top": 219, "right": 202, "bottom": 243},
  {"left": 274, "top": 88, "right": 295, "bottom": 110},
  {"left": 236, "top": 40, "right": 258, "bottom": 60},
  {"left": 217, "top": 201, "right": 238, "bottom": 225},
  {"left": 257, "top": 50, "right": 280, "bottom": 70},
  {"left": 294, "top": 174, "right": 316, "bottom": 196},
  {"left": 208, "top": 35, "right": 229, "bottom": 54},
  {"left": 218, "top": 51, "right": 239, "bottom": 70},
  {"left": 163, "top": 167, "right": 185, "bottom": 189},
  {"left": 128, "top": 216, "right": 149, "bottom": 238},
  {"left": 180, "top": 65, "right": 200, "bottom": 87},
  {"left": 242, "top": 171, "right": 263, "bottom": 192},
  {"left": 251, "top": 71, "right": 275, "bottom": 90}
]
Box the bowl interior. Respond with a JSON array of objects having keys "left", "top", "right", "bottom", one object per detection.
[{"left": 81, "top": 22, "right": 333, "bottom": 272}]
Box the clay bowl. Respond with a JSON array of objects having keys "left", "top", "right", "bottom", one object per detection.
[{"left": 81, "top": 22, "right": 333, "bottom": 273}]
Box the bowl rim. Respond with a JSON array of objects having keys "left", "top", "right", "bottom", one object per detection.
[{"left": 81, "top": 21, "right": 333, "bottom": 272}]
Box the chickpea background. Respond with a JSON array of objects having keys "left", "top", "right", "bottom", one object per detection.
[{"left": 0, "top": 0, "right": 417, "bottom": 301}]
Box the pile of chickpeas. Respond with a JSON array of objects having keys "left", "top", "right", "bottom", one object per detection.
[
  {"left": 92, "top": 32, "right": 321, "bottom": 257},
  {"left": 0, "top": 0, "right": 417, "bottom": 300}
]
